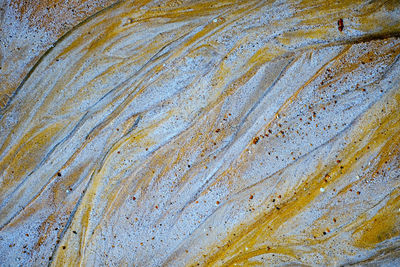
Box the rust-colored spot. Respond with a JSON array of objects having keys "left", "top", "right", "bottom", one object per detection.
[
  {"left": 338, "top": 18, "right": 344, "bottom": 32},
  {"left": 252, "top": 136, "right": 260, "bottom": 144}
]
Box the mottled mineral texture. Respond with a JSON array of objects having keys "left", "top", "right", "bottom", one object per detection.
[{"left": 1, "top": 0, "right": 400, "bottom": 266}]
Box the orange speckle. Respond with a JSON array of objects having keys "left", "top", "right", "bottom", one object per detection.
[
  {"left": 252, "top": 136, "right": 260, "bottom": 144},
  {"left": 338, "top": 18, "right": 344, "bottom": 31}
]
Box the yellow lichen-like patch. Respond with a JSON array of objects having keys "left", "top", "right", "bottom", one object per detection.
[{"left": 353, "top": 190, "right": 400, "bottom": 249}]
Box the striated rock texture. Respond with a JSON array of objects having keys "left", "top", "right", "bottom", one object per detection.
[
  {"left": 0, "top": 0, "right": 118, "bottom": 108},
  {"left": 1, "top": 0, "right": 400, "bottom": 266}
]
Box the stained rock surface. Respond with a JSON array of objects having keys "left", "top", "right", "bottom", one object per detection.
[{"left": 1, "top": 0, "right": 400, "bottom": 266}]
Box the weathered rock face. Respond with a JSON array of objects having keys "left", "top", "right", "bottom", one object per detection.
[
  {"left": 1, "top": 0, "right": 400, "bottom": 266},
  {"left": 0, "top": 0, "right": 118, "bottom": 108}
]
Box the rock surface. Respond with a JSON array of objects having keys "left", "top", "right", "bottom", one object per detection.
[{"left": 1, "top": 0, "right": 400, "bottom": 266}]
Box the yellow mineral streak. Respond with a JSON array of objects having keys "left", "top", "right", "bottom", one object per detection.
[{"left": 0, "top": 0, "right": 400, "bottom": 266}]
